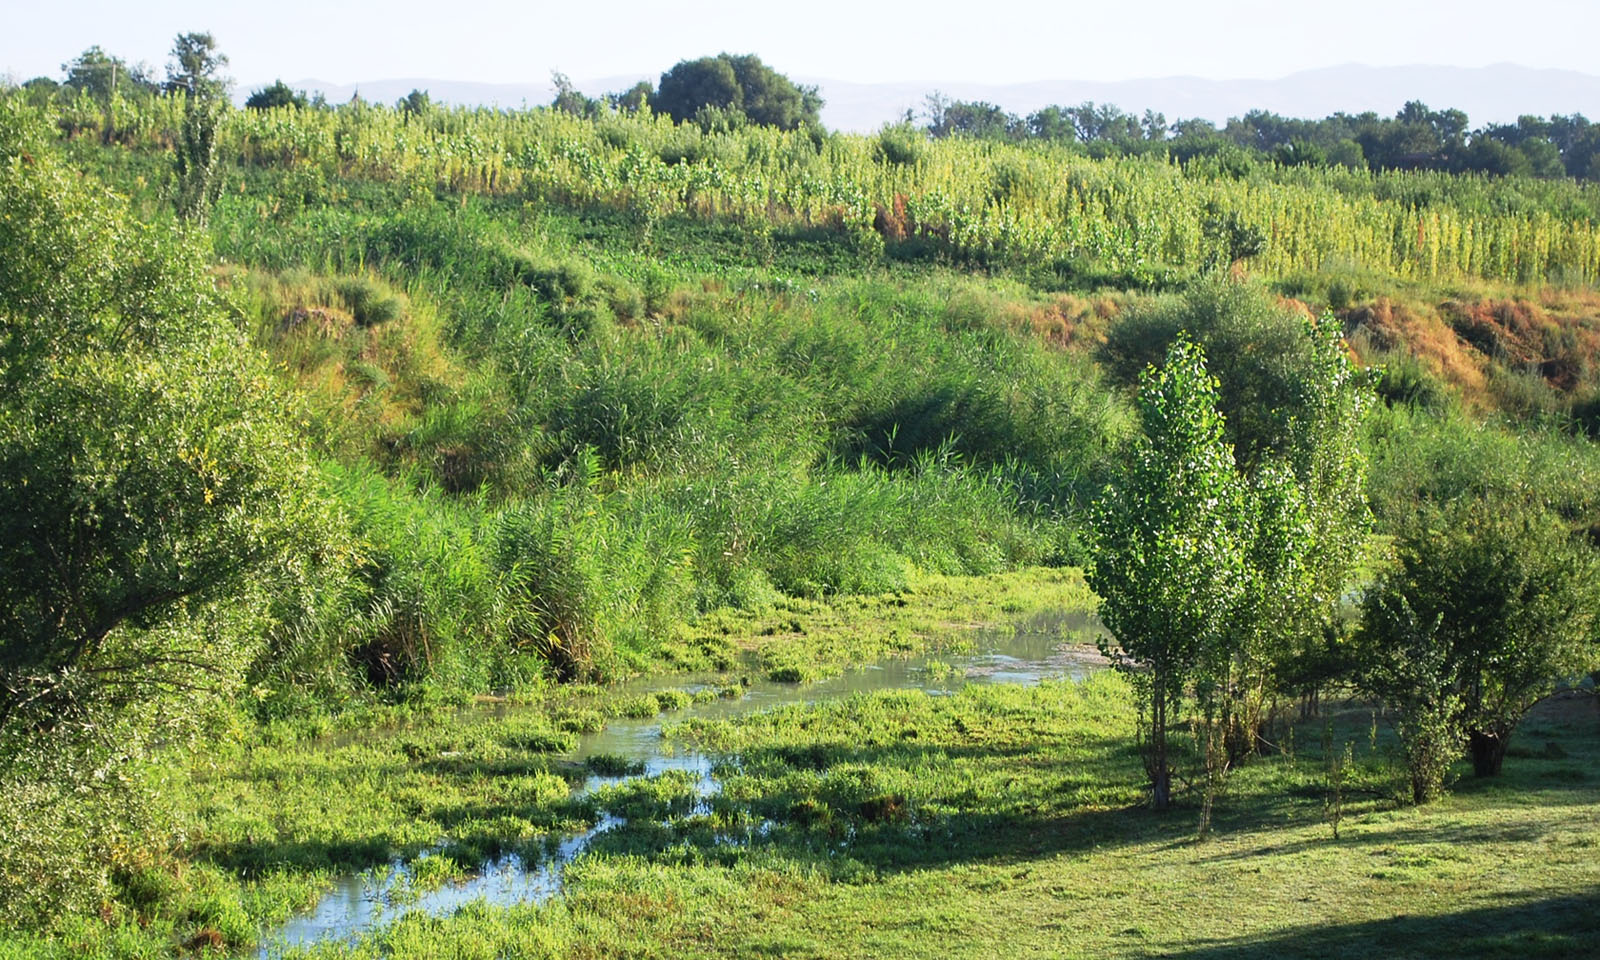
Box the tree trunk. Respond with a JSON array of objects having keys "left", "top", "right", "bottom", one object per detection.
[
  {"left": 1149, "top": 677, "right": 1171, "bottom": 810},
  {"left": 1469, "top": 729, "right": 1508, "bottom": 777},
  {"left": 1152, "top": 765, "right": 1172, "bottom": 810}
]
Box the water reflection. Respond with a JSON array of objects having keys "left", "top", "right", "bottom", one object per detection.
[{"left": 259, "top": 609, "right": 1105, "bottom": 956}]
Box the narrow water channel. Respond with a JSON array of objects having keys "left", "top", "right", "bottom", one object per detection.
[{"left": 259, "top": 610, "right": 1106, "bottom": 956}]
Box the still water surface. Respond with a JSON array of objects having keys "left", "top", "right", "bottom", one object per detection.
[{"left": 260, "top": 610, "right": 1105, "bottom": 955}]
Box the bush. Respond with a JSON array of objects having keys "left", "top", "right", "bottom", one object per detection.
[
  {"left": 0, "top": 97, "right": 329, "bottom": 928},
  {"left": 333, "top": 275, "right": 408, "bottom": 327},
  {"left": 874, "top": 124, "right": 926, "bottom": 166},
  {"left": 1357, "top": 490, "right": 1600, "bottom": 795}
]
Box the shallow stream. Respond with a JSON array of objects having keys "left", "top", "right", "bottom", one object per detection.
[{"left": 260, "top": 609, "right": 1105, "bottom": 956}]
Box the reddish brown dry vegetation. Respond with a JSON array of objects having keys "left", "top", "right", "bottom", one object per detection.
[
  {"left": 1342, "top": 290, "right": 1600, "bottom": 405},
  {"left": 1437, "top": 297, "right": 1600, "bottom": 392},
  {"left": 997, "top": 294, "right": 1122, "bottom": 350},
  {"left": 873, "top": 193, "right": 951, "bottom": 246}
]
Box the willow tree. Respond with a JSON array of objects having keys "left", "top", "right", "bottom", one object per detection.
[{"left": 0, "top": 99, "right": 329, "bottom": 923}]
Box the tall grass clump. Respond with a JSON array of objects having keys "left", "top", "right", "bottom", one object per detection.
[{"left": 494, "top": 452, "right": 696, "bottom": 680}]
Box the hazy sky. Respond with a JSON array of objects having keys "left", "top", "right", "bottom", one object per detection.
[{"left": 4, "top": 0, "right": 1597, "bottom": 89}]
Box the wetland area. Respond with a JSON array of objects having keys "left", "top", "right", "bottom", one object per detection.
[{"left": 264, "top": 610, "right": 1108, "bottom": 954}]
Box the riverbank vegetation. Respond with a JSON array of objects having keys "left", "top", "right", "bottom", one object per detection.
[{"left": 1, "top": 38, "right": 1598, "bottom": 957}]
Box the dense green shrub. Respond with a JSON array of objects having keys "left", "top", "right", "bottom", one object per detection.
[
  {"left": 1357, "top": 488, "right": 1600, "bottom": 799},
  {"left": 0, "top": 98, "right": 330, "bottom": 928},
  {"left": 653, "top": 54, "right": 822, "bottom": 131},
  {"left": 874, "top": 123, "right": 926, "bottom": 166}
]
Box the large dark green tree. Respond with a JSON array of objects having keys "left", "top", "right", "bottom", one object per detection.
[
  {"left": 164, "top": 31, "right": 229, "bottom": 97},
  {"left": 653, "top": 53, "right": 822, "bottom": 130},
  {"left": 245, "top": 79, "right": 309, "bottom": 111}
]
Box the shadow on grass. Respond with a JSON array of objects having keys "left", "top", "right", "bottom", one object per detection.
[
  {"left": 199, "top": 687, "right": 1596, "bottom": 891},
  {"left": 572, "top": 734, "right": 1172, "bottom": 876},
  {"left": 1153, "top": 889, "right": 1600, "bottom": 960},
  {"left": 576, "top": 699, "right": 1598, "bottom": 885}
]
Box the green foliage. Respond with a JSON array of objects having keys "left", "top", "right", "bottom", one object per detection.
[
  {"left": 0, "top": 98, "right": 329, "bottom": 927},
  {"left": 494, "top": 457, "right": 694, "bottom": 681},
  {"left": 1362, "top": 408, "right": 1600, "bottom": 799},
  {"left": 174, "top": 92, "right": 224, "bottom": 223},
  {"left": 1356, "top": 584, "right": 1465, "bottom": 804},
  {"left": 654, "top": 54, "right": 822, "bottom": 132},
  {"left": 333, "top": 274, "right": 409, "bottom": 327},
  {"left": 163, "top": 31, "right": 229, "bottom": 99},
  {"left": 1091, "top": 311, "right": 1368, "bottom": 810},
  {"left": 167, "top": 33, "right": 232, "bottom": 222},
  {"left": 1201, "top": 207, "right": 1268, "bottom": 266},
  {"left": 16, "top": 91, "right": 1600, "bottom": 285},
  {"left": 874, "top": 123, "right": 926, "bottom": 166},
  {"left": 1103, "top": 279, "right": 1338, "bottom": 466},
  {"left": 1089, "top": 338, "right": 1248, "bottom": 808},
  {"left": 1357, "top": 489, "right": 1600, "bottom": 796},
  {"left": 6, "top": 60, "right": 1600, "bottom": 955},
  {"left": 0, "top": 101, "right": 324, "bottom": 710},
  {"left": 1367, "top": 408, "right": 1600, "bottom": 533},
  {"left": 245, "top": 79, "right": 308, "bottom": 111},
  {"left": 59, "top": 46, "right": 159, "bottom": 101},
  {"left": 335, "top": 466, "right": 522, "bottom": 690},
  {"left": 1102, "top": 280, "right": 1376, "bottom": 734},
  {"left": 0, "top": 712, "right": 156, "bottom": 929},
  {"left": 398, "top": 88, "right": 432, "bottom": 118}
]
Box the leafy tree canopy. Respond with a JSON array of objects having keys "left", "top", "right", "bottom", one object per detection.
[
  {"left": 1088, "top": 336, "right": 1249, "bottom": 808},
  {"left": 60, "top": 46, "right": 159, "bottom": 101},
  {"left": 1358, "top": 490, "right": 1600, "bottom": 796},
  {"left": 654, "top": 53, "right": 822, "bottom": 131},
  {"left": 245, "top": 79, "right": 309, "bottom": 111},
  {"left": 164, "top": 31, "right": 229, "bottom": 98},
  {"left": 0, "top": 99, "right": 330, "bottom": 731}
]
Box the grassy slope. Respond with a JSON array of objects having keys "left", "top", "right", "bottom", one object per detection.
[{"left": 8, "top": 115, "right": 1599, "bottom": 959}]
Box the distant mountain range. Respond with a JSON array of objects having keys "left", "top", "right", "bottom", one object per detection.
[{"left": 268, "top": 63, "right": 1600, "bottom": 131}]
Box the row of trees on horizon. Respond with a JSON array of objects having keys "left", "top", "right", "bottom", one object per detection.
[{"left": 13, "top": 40, "right": 1600, "bottom": 183}]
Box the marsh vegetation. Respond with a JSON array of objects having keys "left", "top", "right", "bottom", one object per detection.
[{"left": 1, "top": 38, "right": 1597, "bottom": 958}]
